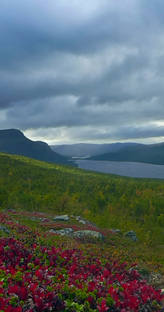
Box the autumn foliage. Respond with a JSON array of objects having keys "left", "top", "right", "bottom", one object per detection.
[{"left": 0, "top": 211, "right": 163, "bottom": 311}]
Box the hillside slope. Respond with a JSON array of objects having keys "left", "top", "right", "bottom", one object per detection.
[
  {"left": 1, "top": 153, "right": 164, "bottom": 246},
  {"left": 89, "top": 142, "right": 164, "bottom": 165},
  {"left": 0, "top": 129, "right": 75, "bottom": 166}
]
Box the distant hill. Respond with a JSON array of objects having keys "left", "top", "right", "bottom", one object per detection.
[
  {"left": 0, "top": 129, "right": 75, "bottom": 166},
  {"left": 51, "top": 142, "right": 140, "bottom": 157},
  {"left": 89, "top": 142, "right": 164, "bottom": 165}
]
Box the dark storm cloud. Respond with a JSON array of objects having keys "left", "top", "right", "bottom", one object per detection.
[{"left": 1, "top": 0, "right": 164, "bottom": 143}]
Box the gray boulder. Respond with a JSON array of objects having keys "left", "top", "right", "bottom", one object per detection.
[
  {"left": 111, "top": 228, "right": 121, "bottom": 234},
  {"left": 76, "top": 216, "right": 97, "bottom": 227},
  {"left": 74, "top": 230, "right": 105, "bottom": 241},
  {"left": 53, "top": 215, "right": 69, "bottom": 221},
  {"left": 78, "top": 219, "right": 86, "bottom": 225},
  {"left": 49, "top": 228, "right": 73, "bottom": 236},
  {"left": 48, "top": 228, "right": 105, "bottom": 241},
  {"left": 124, "top": 230, "right": 138, "bottom": 242}
]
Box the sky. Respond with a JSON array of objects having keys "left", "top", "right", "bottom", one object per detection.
[{"left": 1, "top": 0, "right": 164, "bottom": 145}]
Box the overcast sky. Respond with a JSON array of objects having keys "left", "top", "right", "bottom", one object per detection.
[{"left": 1, "top": 0, "right": 164, "bottom": 144}]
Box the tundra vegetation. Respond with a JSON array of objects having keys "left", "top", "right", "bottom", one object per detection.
[{"left": 1, "top": 153, "right": 164, "bottom": 311}]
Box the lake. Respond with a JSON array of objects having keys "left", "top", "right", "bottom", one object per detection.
[{"left": 76, "top": 160, "right": 164, "bottom": 179}]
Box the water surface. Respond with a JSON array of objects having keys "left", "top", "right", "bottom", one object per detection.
[{"left": 76, "top": 160, "right": 164, "bottom": 179}]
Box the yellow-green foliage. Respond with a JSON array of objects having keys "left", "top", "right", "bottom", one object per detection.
[{"left": 1, "top": 153, "right": 164, "bottom": 245}]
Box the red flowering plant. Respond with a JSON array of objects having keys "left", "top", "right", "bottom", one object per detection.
[
  {"left": 0, "top": 235, "right": 163, "bottom": 311},
  {"left": 0, "top": 211, "right": 163, "bottom": 311}
]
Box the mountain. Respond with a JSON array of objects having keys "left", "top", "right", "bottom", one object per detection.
[
  {"left": 51, "top": 142, "right": 140, "bottom": 157},
  {"left": 89, "top": 142, "right": 164, "bottom": 165},
  {"left": 0, "top": 129, "right": 76, "bottom": 166}
]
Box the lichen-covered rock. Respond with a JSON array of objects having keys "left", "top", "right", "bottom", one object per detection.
[
  {"left": 48, "top": 228, "right": 105, "bottom": 241},
  {"left": 30, "top": 216, "right": 50, "bottom": 222},
  {"left": 73, "top": 230, "right": 105, "bottom": 241},
  {"left": 78, "top": 219, "right": 86, "bottom": 225},
  {"left": 76, "top": 216, "right": 97, "bottom": 227},
  {"left": 111, "top": 228, "right": 121, "bottom": 234},
  {"left": 149, "top": 272, "right": 164, "bottom": 289},
  {"left": 49, "top": 228, "right": 74, "bottom": 236},
  {"left": 53, "top": 215, "right": 69, "bottom": 221},
  {"left": 124, "top": 230, "right": 138, "bottom": 242}
]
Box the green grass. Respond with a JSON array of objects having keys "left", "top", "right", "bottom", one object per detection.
[{"left": 1, "top": 152, "right": 164, "bottom": 248}]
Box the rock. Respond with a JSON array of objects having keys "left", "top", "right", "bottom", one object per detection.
[
  {"left": 73, "top": 230, "right": 105, "bottom": 241},
  {"left": 76, "top": 216, "right": 86, "bottom": 224},
  {"left": 48, "top": 229, "right": 56, "bottom": 234},
  {"left": 48, "top": 228, "right": 105, "bottom": 241},
  {"left": 76, "top": 216, "right": 97, "bottom": 227},
  {"left": 22, "top": 297, "right": 35, "bottom": 312},
  {"left": 49, "top": 228, "right": 74, "bottom": 236},
  {"left": 149, "top": 272, "right": 164, "bottom": 289},
  {"left": 78, "top": 219, "right": 87, "bottom": 225},
  {"left": 30, "top": 216, "right": 50, "bottom": 222},
  {"left": 124, "top": 230, "right": 138, "bottom": 242},
  {"left": 111, "top": 228, "right": 121, "bottom": 234},
  {"left": 53, "top": 215, "right": 69, "bottom": 221},
  {"left": 0, "top": 225, "right": 10, "bottom": 234}
]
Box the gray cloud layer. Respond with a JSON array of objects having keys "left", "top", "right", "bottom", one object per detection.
[{"left": 1, "top": 0, "right": 164, "bottom": 143}]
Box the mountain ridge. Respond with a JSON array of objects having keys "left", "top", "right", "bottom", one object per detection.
[
  {"left": 88, "top": 142, "right": 164, "bottom": 165},
  {"left": 51, "top": 142, "right": 141, "bottom": 157},
  {"left": 0, "top": 129, "right": 76, "bottom": 166}
]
